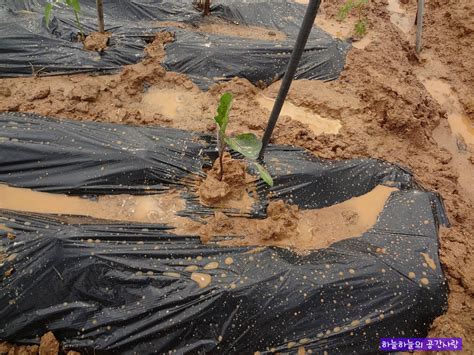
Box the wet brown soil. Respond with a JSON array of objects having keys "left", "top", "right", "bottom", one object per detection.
[
  {"left": 199, "top": 185, "right": 396, "bottom": 251},
  {"left": 83, "top": 32, "right": 112, "bottom": 52},
  {"left": 0, "top": 332, "right": 77, "bottom": 355},
  {"left": 198, "top": 154, "right": 256, "bottom": 211},
  {"left": 0, "top": 184, "right": 189, "bottom": 226}
]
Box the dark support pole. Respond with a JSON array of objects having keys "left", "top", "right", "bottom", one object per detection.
[
  {"left": 203, "top": 0, "right": 211, "bottom": 16},
  {"left": 96, "top": 0, "right": 105, "bottom": 33},
  {"left": 258, "top": 0, "right": 321, "bottom": 160}
]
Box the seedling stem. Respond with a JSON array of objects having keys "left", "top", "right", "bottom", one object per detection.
[{"left": 213, "top": 93, "right": 273, "bottom": 186}]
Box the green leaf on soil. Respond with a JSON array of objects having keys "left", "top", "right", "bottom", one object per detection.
[
  {"left": 254, "top": 162, "right": 274, "bottom": 187},
  {"left": 225, "top": 133, "right": 262, "bottom": 160}
]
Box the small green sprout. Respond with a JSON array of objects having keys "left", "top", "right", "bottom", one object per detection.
[
  {"left": 354, "top": 18, "right": 367, "bottom": 37},
  {"left": 213, "top": 93, "right": 273, "bottom": 187},
  {"left": 337, "top": 0, "right": 369, "bottom": 37},
  {"left": 337, "top": 0, "right": 355, "bottom": 21},
  {"left": 44, "top": 0, "right": 85, "bottom": 38}
]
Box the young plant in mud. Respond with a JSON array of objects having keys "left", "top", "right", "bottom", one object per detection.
[
  {"left": 45, "top": 0, "right": 84, "bottom": 38},
  {"left": 337, "top": 0, "right": 369, "bottom": 37},
  {"left": 214, "top": 93, "right": 273, "bottom": 187},
  {"left": 45, "top": 0, "right": 106, "bottom": 38}
]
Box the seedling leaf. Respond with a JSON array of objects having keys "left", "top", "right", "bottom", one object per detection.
[
  {"left": 214, "top": 92, "right": 233, "bottom": 133},
  {"left": 44, "top": 3, "right": 53, "bottom": 24},
  {"left": 66, "top": 0, "right": 81, "bottom": 12},
  {"left": 337, "top": 0, "right": 354, "bottom": 21},
  {"left": 254, "top": 162, "right": 274, "bottom": 187},
  {"left": 355, "top": 19, "right": 367, "bottom": 37},
  {"left": 225, "top": 133, "right": 262, "bottom": 160},
  {"left": 44, "top": 0, "right": 85, "bottom": 38},
  {"left": 338, "top": 0, "right": 369, "bottom": 37}
]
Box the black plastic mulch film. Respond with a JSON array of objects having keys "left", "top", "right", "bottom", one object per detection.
[
  {"left": 0, "top": 0, "right": 349, "bottom": 88},
  {"left": 0, "top": 113, "right": 448, "bottom": 354}
]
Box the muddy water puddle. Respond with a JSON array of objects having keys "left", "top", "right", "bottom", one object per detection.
[
  {"left": 0, "top": 184, "right": 188, "bottom": 226},
  {"left": 433, "top": 123, "right": 474, "bottom": 203},
  {"left": 190, "top": 272, "right": 212, "bottom": 288},
  {"left": 421, "top": 78, "right": 473, "bottom": 146},
  {"left": 257, "top": 95, "right": 342, "bottom": 135},
  {"left": 0, "top": 183, "right": 397, "bottom": 252},
  {"left": 291, "top": 185, "right": 398, "bottom": 249},
  {"left": 387, "top": 0, "right": 414, "bottom": 34},
  {"left": 153, "top": 19, "right": 286, "bottom": 41},
  {"left": 447, "top": 115, "right": 474, "bottom": 147},
  {"left": 420, "top": 77, "right": 474, "bottom": 202},
  {"left": 141, "top": 87, "right": 205, "bottom": 119},
  {"left": 208, "top": 185, "right": 397, "bottom": 251},
  {"left": 315, "top": 16, "right": 352, "bottom": 39}
]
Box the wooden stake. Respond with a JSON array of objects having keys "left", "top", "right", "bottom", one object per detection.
[
  {"left": 203, "top": 0, "right": 211, "bottom": 16},
  {"left": 415, "top": 0, "right": 424, "bottom": 54}
]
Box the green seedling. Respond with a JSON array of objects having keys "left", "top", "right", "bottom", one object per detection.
[
  {"left": 337, "top": 0, "right": 369, "bottom": 37},
  {"left": 45, "top": 0, "right": 85, "bottom": 38},
  {"left": 213, "top": 93, "right": 273, "bottom": 187},
  {"left": 45, "top": 0, "right": 107, "bottom": 41}
]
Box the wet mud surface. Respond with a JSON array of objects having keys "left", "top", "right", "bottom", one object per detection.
[{"left": 0, "top": 181, "right": 395, "bottom": 253}]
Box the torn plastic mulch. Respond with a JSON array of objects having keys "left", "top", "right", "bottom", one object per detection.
[
  {"left": 0, "top": 0, "right": 350, "bottom": 88},
  {"left": 0, "top": 113, "right": 448, "bottom": 354}
]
